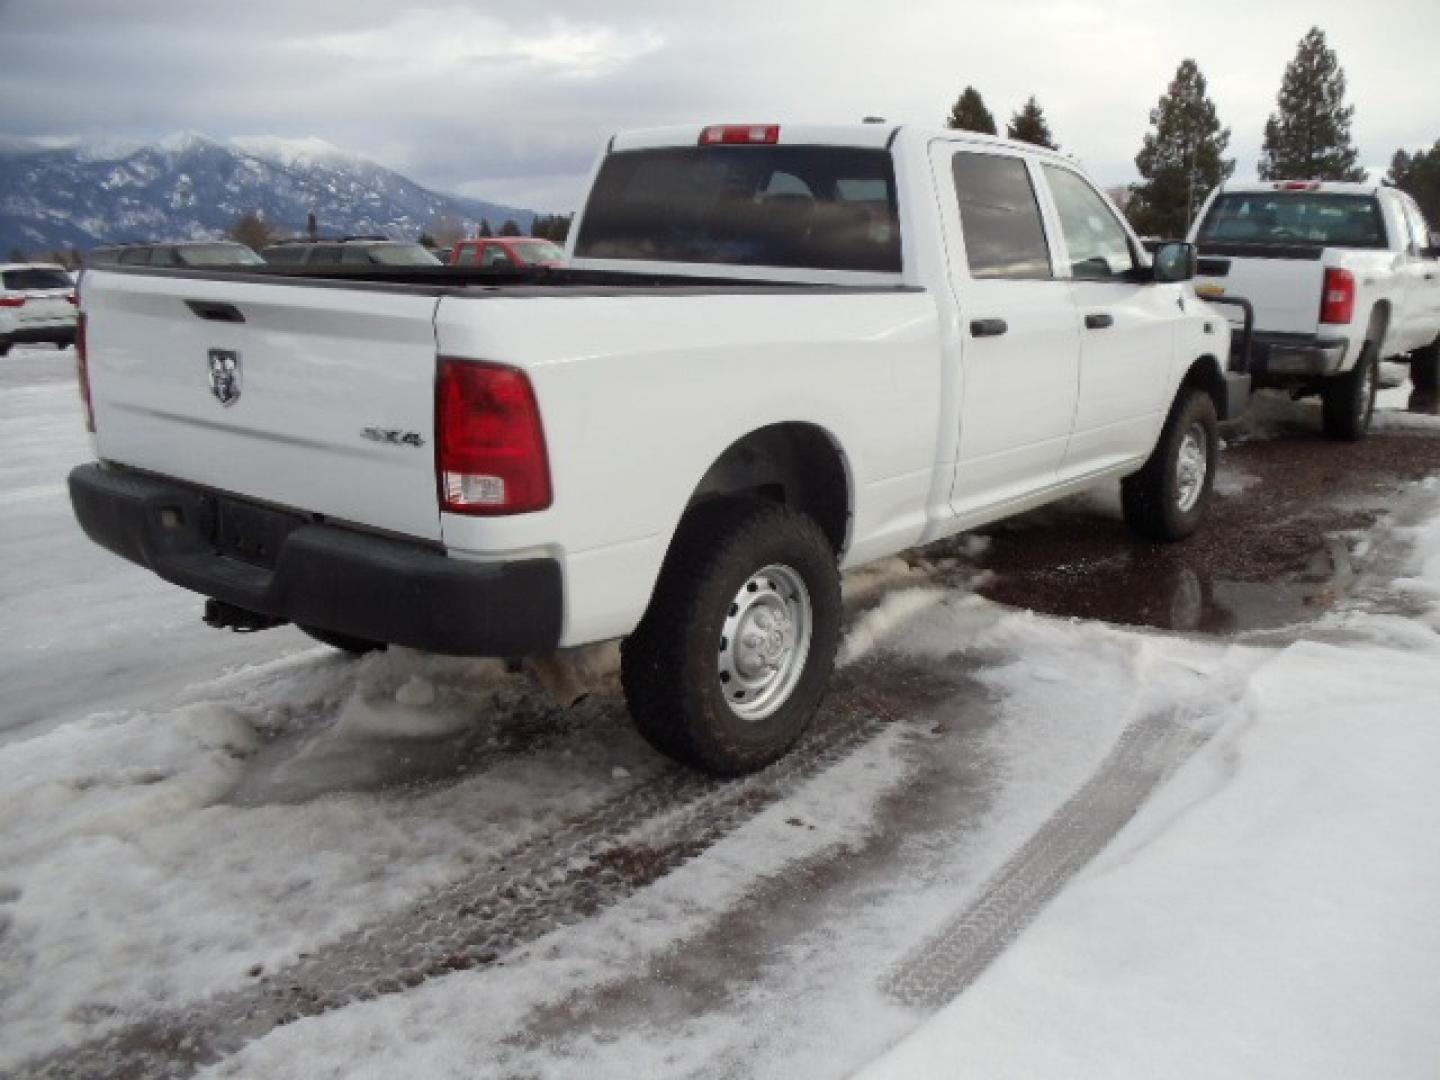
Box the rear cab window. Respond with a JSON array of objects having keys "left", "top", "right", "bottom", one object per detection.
[
  {"left": 1197, "top": 192, "right": 1388, "bottom": 249},
  {"left": 3, "top": 268, "right": 73, "bottom": 291},
  {"left": 574, "top": 146, "right": 901, "bottom": 273}
]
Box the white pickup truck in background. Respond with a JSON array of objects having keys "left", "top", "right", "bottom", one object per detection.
[
  {"left": 1189, "top": 180, "right": 1440, "bottom": 439},
  {"left": 69, "top": 122, "right": 1245, "bottom": 775}
]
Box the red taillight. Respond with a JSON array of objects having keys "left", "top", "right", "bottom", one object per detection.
[
  {"left": 0, "top": 295, "right": 25, "bottom": 308},
  {"left": 76, "top": 312, "right": 95, "bottom": 433},
  {"left": 1320, "top": 267, "right": 1356, "bottom": 325},
  {"left": 437, "top": 358, "right": 551, "bottom": 515},
  {"left": 699, "top": 124, "right": 780, "bottom": 146},
  {"left": 66, "top": 293, "right": 78, "bottom": 306}
]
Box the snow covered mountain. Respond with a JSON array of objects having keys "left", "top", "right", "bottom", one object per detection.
[{"left": 0, "top": 132, "right": 537, "bottom": 255}]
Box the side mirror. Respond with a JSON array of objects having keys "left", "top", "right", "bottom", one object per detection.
[{"left": 1152, "top": 240, "right": 1197, "bottom": 283}]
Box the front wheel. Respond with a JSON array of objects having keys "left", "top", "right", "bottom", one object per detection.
[
  {"left": 1411, "top": 338, "right": 1440, "bottom": 395},
  {"left": 620, "top": 498, "right": 842, "bottom": 775},
  {"left": 1321, "top": 344, "right": 1378, "bottom": 441},
  {"left": 1122, "top": 388, "right": 1219, "bottom": 543}
]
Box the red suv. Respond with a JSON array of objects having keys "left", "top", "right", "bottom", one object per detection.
[{"left": 449, "top": 237, "right": 566, "bottom": 270}]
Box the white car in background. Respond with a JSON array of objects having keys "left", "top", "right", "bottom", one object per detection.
[{"left": 0, "top": 263, "right": 78, "bottom": 355}]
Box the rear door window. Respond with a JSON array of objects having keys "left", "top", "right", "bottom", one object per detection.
[
  {"left": 575, "top": 146, "right": 901, "bottom": 272},
  {"left": 949, "top": 151, "right": 1052, "bottom": 279}
]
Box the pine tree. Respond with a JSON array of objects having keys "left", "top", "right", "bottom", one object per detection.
[
  {"left": 1258, "top": 27, "right": 1365, "bottom": 181},
  {"left": 500, "top": 219, "right": 522, "bottom": 237},
  {"left": 479, "top": 219, "right": 494, "bottom": 238},
  {"left": 1007, "top": 97, "right": 1058, "bottom": 150},
  {"left": 945, "top": 86, "right": 997, "bottom": 135},
  {"left": 1128, "top": 59, "right": 1235, "bottom": 238},
  {"left": 1389, "top": 142, "right": 1440, "bottom": 229}
]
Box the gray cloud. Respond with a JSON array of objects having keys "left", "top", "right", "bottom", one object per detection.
[{"left": 3, "top": 0, "right": 1437, "bottom": 211}]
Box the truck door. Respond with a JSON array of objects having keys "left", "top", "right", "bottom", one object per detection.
[
  {"left": 1039, "top": 163, "right": 1178, "bottom": 479},
  {"left": 1397, "top": 194, "right": 1440, "bottom": 351},
  {"left": 929, "top": 144, "right": 1080, "bottom": 514}
]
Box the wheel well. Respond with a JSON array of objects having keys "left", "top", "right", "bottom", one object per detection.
[
  {"left": 1181, "top": 354, "right": 1227, "bottom": 415},
  {"left": 685, "top": 423, "right": 850, "bottom": 554}
]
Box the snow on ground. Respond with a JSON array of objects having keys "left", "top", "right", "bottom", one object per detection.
[
  {"left": 862, "top": 643, "right": 1440, "bottom": 1080},
  {"left": 3, "top": 344, "right": 1440, "bottom": 1077}
]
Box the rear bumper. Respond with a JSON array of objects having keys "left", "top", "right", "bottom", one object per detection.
[
  {"left": 2, "top": 323, "right": 76, "bottom": 347},
  {"left": 68, "top": 463, "right": 563, "bottom": 656},
  {"left": 1250, "top": 333, "right": 1349, "bottom": 379}
]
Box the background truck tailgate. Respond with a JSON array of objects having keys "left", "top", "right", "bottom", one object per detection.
[{"left": 85, "top": 271, "right": 443, "bottom": 541}]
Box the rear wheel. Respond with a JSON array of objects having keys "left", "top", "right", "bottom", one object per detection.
[
  {"left": 620, "top": 498, "right": 842, "bottom": 775},
  {"left": 1321, "top": 344, "right": 1378, "bottom": 441},
  {"left": 299, "top": 625, "right": 386, "bottom": 655},
  {"left": 1122, "top": 388, "right": 1218, "bottom": 542}
]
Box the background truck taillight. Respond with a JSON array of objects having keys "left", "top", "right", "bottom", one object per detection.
[
  {"left": 76, "top": 311, "right": 94, "bottom": 432},
  {"left": 436, "top": 358, "right": 551, "bottom": 515},
  {"left": 1320, "top": 267, "right": 1356, "bottom": 325}
]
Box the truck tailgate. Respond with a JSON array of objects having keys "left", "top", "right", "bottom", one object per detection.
[
  {"left": 85, "top": 271, "right": 443, "bottom": 541},
  {"left": 1195, "top": 247, "right": 1324, "bottom": 336}
]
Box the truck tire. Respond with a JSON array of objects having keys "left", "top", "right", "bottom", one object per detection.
[
  {"left": 620, "top": 497, "right": 842, "bottom": 775},
  {"left": 1412, "top": 338, "right": 1440, "bottom": 394},
  {"left": 299, "top": 625, "right": 386, "bottom": 655},
  {"left": 1321, "top": 343, "right": 1378, "bottom": 441},
  {"left": 1121, "top": 387, "right": 1218, "bottom": 543}
]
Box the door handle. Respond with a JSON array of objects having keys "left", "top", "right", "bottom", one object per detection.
[
  {"left": 969, "top": 318, "right": 1008, "bottom": 338},
  {"left": 1425, "top": 273, "right": 1436, "bottom": 281},
  {"left": 1084, "top": 312, "right": 1114, "bottom": 330}
]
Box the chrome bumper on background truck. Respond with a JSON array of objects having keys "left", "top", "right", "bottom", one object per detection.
[
  {"left": 1248, "top": 333, "right": 1349, "bottom": 379},
  {"left": 68, "top": 463, "right": 563, "bottom": 656}
]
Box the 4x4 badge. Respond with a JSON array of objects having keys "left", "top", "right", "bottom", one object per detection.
[{"left": 208, "top": 349, "right": 241, "bottom": 406}]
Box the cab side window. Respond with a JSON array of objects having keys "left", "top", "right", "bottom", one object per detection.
[
  {"left": 1043, "top": 165, "right": 1137, "bottom": 280},
  {"left": 950, "top": 151, "right": 1052, "bottom": 279},
  {"left": 1400, "top": 197, "right": 1433, "bottom": 255}
]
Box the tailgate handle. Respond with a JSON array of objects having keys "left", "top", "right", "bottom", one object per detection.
[
  {"left": 185, "top": 300, "right": 245, "bottom": 323},
  {"left": 969, "top": 318, "right": 1008, "bottom": 338},
  {"left": 1084, "top": 312, "right": 1114, "bottom": 330}
]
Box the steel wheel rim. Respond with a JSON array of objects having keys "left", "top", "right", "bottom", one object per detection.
[
  {"left": 1175, "top": 422, "right": 1207, "bottom": 513},
  {"left": 717, "top": 563, "right": 812, "bottom": 721}
]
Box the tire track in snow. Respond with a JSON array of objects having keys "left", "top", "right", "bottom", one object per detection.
[
  {"left": 23, "top": 661, "right": 954, "bottom": 1080},
  {"left": 882, "top": 707, "right": 1213, "bottom": 1009}
]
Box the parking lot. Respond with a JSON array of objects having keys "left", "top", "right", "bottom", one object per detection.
[{"left": 3, "top": 346, "right": 1440, "bottom": 1078}]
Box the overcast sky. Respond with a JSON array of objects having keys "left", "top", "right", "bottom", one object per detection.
[{"left": 2, "top": 0, "right": 1437, "bottom": 212}]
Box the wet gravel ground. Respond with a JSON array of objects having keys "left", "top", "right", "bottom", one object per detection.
[
  {"left": 963, "top": 395, "right": 1440, "bottom": 635},
  {"left": 13, "top": 375, "right": 1440, "bottom": 1079}
]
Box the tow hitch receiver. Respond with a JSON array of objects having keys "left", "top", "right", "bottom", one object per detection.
[{"left": 203, "top": 598, "right": 286, "bottom": 633}]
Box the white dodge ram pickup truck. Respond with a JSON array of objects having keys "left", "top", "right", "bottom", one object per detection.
[
  {"left": 1189, "top": 180, "right": 1440, "bottom": 438},
  {"left": 70, "top": 123, "right": 1246, "bottom": 774}
]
